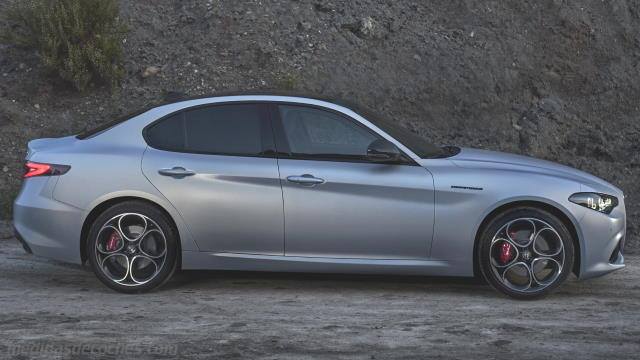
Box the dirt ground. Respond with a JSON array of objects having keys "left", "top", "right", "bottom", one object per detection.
[{"left": 0, "top": 224, "right": 638, "bottom": 359}]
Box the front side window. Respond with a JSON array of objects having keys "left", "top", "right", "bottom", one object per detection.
[
  {"left": 145, "top": 103, "right": 273, "bottom": 156},
  {"left": 277, "top": 105, "right": 379, "bottom": 160}
]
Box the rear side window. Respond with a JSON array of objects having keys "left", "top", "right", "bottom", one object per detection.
[
  {"left": 146, "top": 113, "right": 185, "bottom": 151},
  {"left": 145, "top": 103, "right": 274, "bottom": 156}
]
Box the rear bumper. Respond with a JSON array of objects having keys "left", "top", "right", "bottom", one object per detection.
[
  {"left": 577, "top": 200, "right": 626, "bottom": 280},
  {"left": 12, "top": 177, "right": 84, "bottom": 264},
  {"left": 13, "top": 225, "right": 32, "bottom": 254}
]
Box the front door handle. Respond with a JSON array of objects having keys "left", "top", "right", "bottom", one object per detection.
[
  {"left": 286, "top": 174, "right": 325, "bottom": 185},
  {"left": 158, "top": 167, "right": 196, "bottom": 178}
]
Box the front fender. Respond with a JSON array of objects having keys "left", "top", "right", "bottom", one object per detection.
[{"left": 423, "top": 159, "right": 586, "bottom": 277}]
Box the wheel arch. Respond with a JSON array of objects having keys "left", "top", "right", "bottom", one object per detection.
[
  {"left": 472, "top": 199, "right": 582, "bottom": 278},
  {"left": 80, "top": 196, "right": 183, "bottom": 269}
]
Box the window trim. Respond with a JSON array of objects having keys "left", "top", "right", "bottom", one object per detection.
[
  {"left": 142, "top": 99, "right": 418, "bottom": 165},
  {"left": 269, "top": 102, "right": 418, "bottom": 166},
  {"left": 142, "top": 102, "right": 278, "bottom": 159}
]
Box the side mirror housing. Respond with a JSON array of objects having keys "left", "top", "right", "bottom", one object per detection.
[{"left": 366, "top": 139, "right": 403, "bottom": 162}]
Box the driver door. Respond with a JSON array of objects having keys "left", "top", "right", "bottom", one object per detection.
[{"left": 273, "top": 104, "right": 435, "bottom": 259}]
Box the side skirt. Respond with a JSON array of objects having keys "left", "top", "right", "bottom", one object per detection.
[{"left": 181, "top": 251, "right": 467, "bottom": 277}]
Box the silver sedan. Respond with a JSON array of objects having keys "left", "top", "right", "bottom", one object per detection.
[{"left": 13, "top": 95, "right": 626, "bottom": 299}]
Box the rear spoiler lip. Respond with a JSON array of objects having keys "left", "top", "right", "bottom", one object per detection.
[{"left": 26, "top": 136, "right": 78, "bottom": 160}]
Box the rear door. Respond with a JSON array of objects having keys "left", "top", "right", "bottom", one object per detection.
[
  {"left": 273, "top": 104, "right": 435, "bottom": 259},
  {"left": 141, "top": 103, "right": 284, "bottom": 255}
]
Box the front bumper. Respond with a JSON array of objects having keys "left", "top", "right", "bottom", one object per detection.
[{"left": 577, "top": 198, "right": 626, "bottom": 280}]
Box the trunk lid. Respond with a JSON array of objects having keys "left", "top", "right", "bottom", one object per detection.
[{"left": 26, "top": 136, "right": 77, "bottom": 160}]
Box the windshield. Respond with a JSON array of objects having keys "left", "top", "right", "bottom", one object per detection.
[{"left": 347, "top": 106, "right": 445, "bottom": 158}]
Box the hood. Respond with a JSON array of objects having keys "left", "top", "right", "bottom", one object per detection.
[{"left": 447, "top": 147, "right": 622, "bottom": 195}]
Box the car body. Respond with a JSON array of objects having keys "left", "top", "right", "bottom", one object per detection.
[{"left": 13, "top": 95, "right": 626, "bottom": 297}]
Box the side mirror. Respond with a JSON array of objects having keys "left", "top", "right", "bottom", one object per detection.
[{"left": 366, "top": 139, "right": 403, "bottom": 162}]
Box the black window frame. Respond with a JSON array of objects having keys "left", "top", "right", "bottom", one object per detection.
[
  {"left": 142, "top": 102, "right": 277, "bottom": 158},
  {"left": 268, "top": 103, "right": 417, "bottom": 166}
]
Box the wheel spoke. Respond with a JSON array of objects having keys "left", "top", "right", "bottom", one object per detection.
[
  {"left": 138, "top": 229, "right": 167, "bottom": 259},
  {"left": 117, "top": 213, "right": 148, "bottom": 242},
  {"left": 530, "top": 256, "right": 562, "bottom": 286},
  {"left": 505, "top": 219, "right": 536, "bottom": 247},
  {"left": 96, "top": 225, "right": 125, "bottom": 255},
  {"left": 532, "top": 227, "right": 564, "bottom": 257},
  {"left": 501, "top": 262, "right": 532, "bottom": 291},
  {"left": 490, "top": 237, "right": 520, "bottom": 269},
  {"left": 129, "top": 255, "right": 159, "bottom": 284},
  {"left": 100, "top": 253, "right": 129, "bottom": 283}
]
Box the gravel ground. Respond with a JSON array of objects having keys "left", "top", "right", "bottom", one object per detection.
[{"left": 1, "top": 225, "right": 639, "bottom": 359}]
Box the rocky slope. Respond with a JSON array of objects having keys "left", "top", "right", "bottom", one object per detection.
[{"left": 1, "top": 0, "right": 639, "bottom": 251}]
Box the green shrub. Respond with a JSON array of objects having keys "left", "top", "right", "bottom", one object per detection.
[
  {"left": 2, "top": 0, "right": 126, "bottom": 91},
  {"left": 275, "top": 72, "right": 300, "bottom": 91}
]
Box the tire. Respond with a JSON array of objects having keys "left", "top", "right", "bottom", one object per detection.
[
  {"left": 87, "top": 201, "right": 178, "bottom": 293},
  {"left": 477, "top": 206, "right": 574, "bottom": 300}
]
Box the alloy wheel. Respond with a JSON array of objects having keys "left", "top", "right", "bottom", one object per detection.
[
  {"left": 94, "top": 213, "right": 168, "bottom": 287},
  {"left": 489, "top": 217, "right": 565, "bottom": 293}
]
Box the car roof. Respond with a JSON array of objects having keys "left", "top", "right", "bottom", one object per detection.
[
  {"left": 77, "top": 91, "right": 376, "bottom": 139},
  {"left": 158, "top": 91, "right": 357, "bottom": 109}
]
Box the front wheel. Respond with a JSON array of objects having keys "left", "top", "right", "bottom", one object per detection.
[
  {"left": 478, "top": 207, "right": 574, "bottom": 299},
  {"left": 87, "top": 201, "right": 178, "bottom": 293}
]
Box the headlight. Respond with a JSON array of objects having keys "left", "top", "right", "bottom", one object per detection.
[{"left": 569, "top": 192, "right": 618, "bottom": 214}]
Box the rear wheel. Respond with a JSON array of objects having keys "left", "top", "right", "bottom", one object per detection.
[
  {"left": 87, "top": 201, "right": 178, "bottom": 293},
  {"left": 478, "top": 207, "right": 574, "bottom": 299}
]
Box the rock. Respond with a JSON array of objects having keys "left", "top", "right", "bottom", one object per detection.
[
  {"left": 493, "top": 339, "right": 512, "bottom": 347},
  {"left": 34, "top": 104, "right": 40, "bottom": 110},
  {"left": 512, "top": 120, "right": 523, "bottom": 131},
  {"left": 358, "top": 17, "right": 378, "bottom": 38},
  {"left": 314, "top": 3, "right": 333, "bottom": 13},
  {"left": 163, "top": 91, "right": 187, "bottom": 102},
  {"left": 179, "top": 13, "right": 196, "bottom": 24},
  {"left": 297, "top": 21, "right": 312, "bottom": 31},
  {"left": 2, "top": 166, "right": 8, "bottom": 172},
  {"left": 343, "top": 17, "right": 382, "bottom": 39},
  {"left": 142, "top": 66, "right": 161, "bottom": 78},
  {"left": 539, "top": 97, "right": 562, "bottom": 114}
]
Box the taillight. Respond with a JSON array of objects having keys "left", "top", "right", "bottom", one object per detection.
[{"left": 24, "top": 162, "right": 70, "bottom": 178}]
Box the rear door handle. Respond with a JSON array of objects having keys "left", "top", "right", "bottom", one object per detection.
[
  {"left": 158, "top": 167, "right": 196, "bottom": 178},
  {"left": 286, "top": 174, "right": 325, "bottom": 186}
]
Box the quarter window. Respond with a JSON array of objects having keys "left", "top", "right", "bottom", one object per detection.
[
  {"left": 278, "top": 105, "right": 379, "bottom": 160},
  {"left": 145, "top": 104, "right": 274, "bottom": 156}
]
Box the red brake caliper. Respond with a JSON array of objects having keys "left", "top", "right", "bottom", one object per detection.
[
  {"left": 106, "top": 231, "right": 121, "bottom": 252},
  {"left": 498, "top": 242, "right": 515, "bottom": 265}
]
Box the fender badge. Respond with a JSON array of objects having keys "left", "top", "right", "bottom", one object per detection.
[{"left": 451, "top": 185, "right": 483, "bottom": 191}]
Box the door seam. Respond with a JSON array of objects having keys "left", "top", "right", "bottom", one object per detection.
[{"left": 140, "top": 145, "right": 202, "bottom": 251}]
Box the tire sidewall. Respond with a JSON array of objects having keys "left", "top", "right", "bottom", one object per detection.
[
  {"left": 478, "top": 207, "right": 575, "bottom": 300},
  {"left": 87, "top": 201, "right": 178, "bottom": 293}
]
